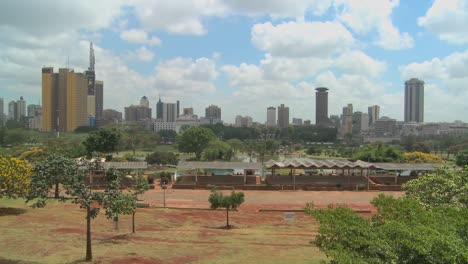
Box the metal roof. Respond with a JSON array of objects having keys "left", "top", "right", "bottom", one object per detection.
[
  {"left": 178, "top": 161, "right": 262, "bottom": 170},
  {"left": 265, "top": 158, "right": 377, "bottom": 169},
  {"left": 103, "top": 162, "right": 148, "bottom": 170},
  {"left": 371, "top": 163, "right": 445, "bottom": 171}
]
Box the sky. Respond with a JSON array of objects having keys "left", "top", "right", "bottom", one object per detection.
[{"left": 1, "top": 0, "right": 468, "bottom": 124}]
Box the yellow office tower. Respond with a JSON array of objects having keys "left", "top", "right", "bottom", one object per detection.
[{"left": 41, "top": 67, "right": 88, "bottom": 132}]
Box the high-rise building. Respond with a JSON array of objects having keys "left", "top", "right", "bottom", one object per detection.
[
  {"left": 266, "top": 107, "right": 276, "bottom": 127},
  {"left": 341, "top": 104, "right": 353, "bottom": 135},
  {"left": 315, "top": 87, "right": 329, "bottom": 126},
  {"left": 124, "top": 105, "right": 152, "bottom": 122},
  {"left": 16, "top": 96, "right": 26, "bottom": 121},
  {"left": 404, "top": 78, "right": 424, "bottom": 123},
  {"left": 352, "top": 111, "right": 369, "bottom": 134},
  {"left": 140, "top": 96, "right": 149, "bottom": 108},
  {"left": 205, "top": 105, "right": 221, "bottom": 120},
  {"left": 368, "top": 105, "right": 380, "bottom": 125},
  {"left": 235, "top": 115, "right": 253, "bottom": 127},
  {"left": 277, "top": 104, "right": 289, "bottom": 129},
  {"left": 42, "top": 67, "right": 88, "bottom": 132},
  {"left": 95, "top": 80, "right": 103, "bottom": 121},
  {"left": 0, "top": 97, "right": 4, "bottom": 125},
  {"left": 292, "top": 118, "right": 303, "bottom": 126},
  {"left": 8, "top": 101, "right": 16, "bottom": 121},
  {"left": 27, "top": 104, "right": 42, "bottom": 130},
  {"left": 177, "top": 100, "right": 180, "bottom": 118},
  {"left": 163, "top": 103, "right": 177, "bottom": 122},
  {"left": 156, "top": 96, "right": 164, "bottom": 120},
  {"left": 101, "top": 109, "right": 122, "bottom": 125},
  {"left": 375, "top": 116, "right": 397, "bottom": 135},
  {"left": 183, "top": 108, "right": 194, "bottom": 115}
]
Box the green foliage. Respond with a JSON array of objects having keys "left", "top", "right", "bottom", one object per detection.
[
  {"left": 403, "top": 166, "right": 467, "bottom": 208},
  {"left": 353, "top": 143, "right": 404, "bottom": 162},
  {"left": 225, "top": 138, "right": 244, "bottom": 154},
  {"left": 83, "top": 128, "right": 121, "bottom": 156},
  {"left": 176, "top": 126, "right": 216, "bottom": 160},
  {"left": 307, "top": 194, "right": 468, "bottom": 264},
  {"left": 209, "top": 189, "right": 245, "bottom": 228},
  {"left": 455, "top": 149, "right": 468, "bottom": 167},
  {"left": 42, "top": 136, "right": 86, "bottom": 158},
  {"left": 119, "top": 123, "right": 160, "bottom": 154},
  {"left": 157, "top": 129, "right": 177, "bottom": 143},
  {"left": 412, "top": 142, "right": 432, "bottom": 153},
  {"left": 145, "top": 151, "right": 179, "bottom": 165},
  {"left": 306, "top": 145, "right": 320, "bottom": 155},
  {"left": 201, "top": 140, "right": 233, "bottom": 161}
]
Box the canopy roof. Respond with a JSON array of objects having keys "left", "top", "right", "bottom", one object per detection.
[
  {"left": 265, "top": 158, "right": 377, "bottom": 170},
  {"left": 371, "top": 163, "right": 444, "bottom": 171},
  {"left": 103, "top": 162, "right": 148, "bottom": 170},
  {"left": 178, "top": 161, "right": 262, "bottom": 170}
]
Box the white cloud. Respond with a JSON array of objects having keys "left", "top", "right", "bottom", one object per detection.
[
  {"left": 224, "top": 0, "right": 332, "bottom": 18},
  {"left": 120, "top": 29, "right": 161, "bottom": 46},
  {"left": 418, "top": 0, "right": 468, "bottom": 44},
  {"left": 335, "top": 50, "right": 387, "bottom": 78},
  {"left": 126, "top": 46, "right": 155, "bottom": 62},
  {"left": 400, "top": 50, "right": 468, "bottom": 80},
  {"left": 334, "top": 0, "right": 414, "bottom": 49},
  {"left": 251, "top": 21, "right": 354, "bottom": 58}
]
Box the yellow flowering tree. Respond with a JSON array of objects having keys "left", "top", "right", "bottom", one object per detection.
[
  {"left": 404, "top": 151, "right": 443, "bottom": 163},
  {"left": 0, "top": 155, "right": 32, "bottom": 198}
]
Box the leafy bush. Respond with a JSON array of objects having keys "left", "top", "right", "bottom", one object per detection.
[{"left": 145, "top": 151, "right": 178, "bottom": 165}]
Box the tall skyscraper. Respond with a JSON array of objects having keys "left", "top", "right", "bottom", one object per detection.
[
  {"left": 176, "top": 100, "right": 180, "bottom": 118},
  {"left": 404, "top": 78, "right": 424, "bottom": 123},
  {"left": 27, "top": 104, "right": 42, "bottom": 130},
  {"left": 315, "top": 87, "right": 329, "bottom": 126},
  {"left": 368, "top": 105, "right": 380, "bottom": 125},
  {"left": 235, "top": 115, "right": 253, "bottom": 127},
  {"left": 42, "top": 67, "right": 88, "bottom": 132},
  {"left": 266, "top": 107, "right": 276, "bottom": 127},
  {"left": 156, "top": 96, "right": 164, "bottom": 119},
  {"left": 124, "top": 105, "right": 152, "bottom": 121},
  {"left": 16, "top": 96, "right": 26, "bottom": 121},
  {"left": 341, "top": 103, "right": 353, "bottom": 135},
  {"left": 205, "top": 105, "right": 221, "bottom": 120},
  {"left": 352, "top": 111, "right": 369, "bottom": 134},
  {"left": 140, "top": 96, "right": 149, "bottom": 108},
  {"left": 95, "top": 80, "right": 103, "bottom": 121},
  {"left": 163, "top": 103, "right": 177, "bottom": 122},
  {"left": 0, "top": 97, "right": 4, "bottom": 125},
  {"left": 277, "top": 104, "right": 289, "bottom": 129},
  {"left": 8, "top": 101, "right": 16, "bottom": 121},
  {"left": 85, "top": 42, "right": 96, "bottom": 96}
]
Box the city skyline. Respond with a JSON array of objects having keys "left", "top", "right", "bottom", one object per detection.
[{"left": 1, "top": 1, "right": 468, "bottom": 123}]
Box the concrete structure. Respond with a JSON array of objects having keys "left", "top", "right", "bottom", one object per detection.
[
  {"left": 95, "top": 80, "right": 103, "bottom": 122},
  {"left": 177, "top": 100, "right": 180, "bottom": 118},
  {"left": 277, "top": 104, "right": 289, "bottom": 129},
  {"left": 156, "top": 96, "right": 164, "bottom": 120},
  {"left": 8, "top": 101, "right": 16, "bottom": 121},
  {"left": 42, "top": 67, "right": 88, "bottom": 132},
  {"left": 27, "top": 104, "right": 42, "bottom": 130},
  {"left": 124, "top": 105, "right": 152, "bottom": 122},
  {"left": 368, "top": 105, "right": 380, "bottom": 125},
  {"left": 205, "top": 105, "right": 221, "bottom": 120},
  {"left": 304, "top": 120, "right": 311, "bottom": 126},
  {"left": 102, "top": 109, "right": 122, "bottom": 125},
  {"left": 183, "top": 108, "right": 194, "bottom": 115},
  {"left": 0, "top": 97, "right": 4, "bottom": 125},
  {"left": 315, "top": 87, "right": 329, "bottom": 126},
  {"left": 404, "top": 78, "right": 424, "bottom": 123},
  {"left": 16, "top": 96, "right": 26, "bottom": 121},
  {"left": 352, "top": 111, "right": 369, "bottom": 134},
  {"left": 375, "top": 116, "right": 397, "bottom": 135},
  {"left": 341, "top": 104, "right": 353, "bottom": 135},
  {"left": 154, "top": 120, "right": 177, "bottom": 132},
  {"left": 163, "top": 103, "right": 177, "bottom": 122},
  {"left": 292, "top": 118, "right": 303, "bottom": 126},
  {"left": 140, "top": 96, "right": 149, "bottom": 108},
  {"left": 87, "top": 96, "right": 96, "bottom": 117},
  {"left": 266, "top": 107, "right": 276, "bottom": 127},
  {"left": 235, "top": 115, "right": 253, "bottom": 127}
]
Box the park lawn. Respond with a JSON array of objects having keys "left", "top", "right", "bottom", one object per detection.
[{"left": 0, "top": 199, "right": 324, "bottom": 264}]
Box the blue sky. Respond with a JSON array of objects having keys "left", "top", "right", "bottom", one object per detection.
[{"left": 1, "top": 0, "right": 467, "bottom": 123}]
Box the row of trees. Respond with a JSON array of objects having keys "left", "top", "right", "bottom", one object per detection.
[{"left": 308, "top": 166, "right": 468, "bottom": 263}]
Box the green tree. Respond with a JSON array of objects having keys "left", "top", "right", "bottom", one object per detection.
[
  {"left": 455, "top": 149, "right": 468, "bottom": 167},
  {"left": 412, "top": 142, "right": 432, "bottom": 153},
  {"left": 157, "top": 129, "right": 177, "bottom": 143},
  {"left": 403, "top": 166, "right": 467, "bottom": 208},
  {"left": 201, "top": 140, "right": 233, "bottom": 161},
  {"left": 0, "top": 155, "right": 32, "bottom": 199},
  {"left": 306, "top": 194, "right": 468, "bottom": 264},
  {"left": 354, "top": 143, "right": 404, "bottom": 162},
  {"left": 129, "top": 176, "right": 149, "bottom": 233},
  {"left": 145, "top": 151, "right": 179, "bottom": 165},
  {"left": 176, "top": 126, "right": 216, "bottom": 160},
  {"left": 226, "top": 138, "right": 244, "bottom": 155},
  {"left": 28, "top": 159, "right": 129, "bottom": 261},
  {"left": 83, "top": 128, "right": 121, "bottom": 156},
  {"left": 42, "top": 136, "right": 87, "bottom": 158},
  {"left": 29, "top": 154, "right": 80, "bottom": 199},
  {"left": 208, "top": 189, "right": 245, "bottom": 228}
]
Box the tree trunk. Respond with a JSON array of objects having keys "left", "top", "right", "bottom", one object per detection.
[
  {"left": 54, "top": 182, "right": 59, "bottom": 198},
  {"left": 132, "top": 211, "right": 136, "bottom": 233},
  {"left": 226, "top": 208, "right": 229, "bottom": 229},
  {"left": 86, "top": 206, "right": 92, "bottom": 261}
]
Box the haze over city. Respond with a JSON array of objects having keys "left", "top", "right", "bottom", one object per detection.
[{"left": 1, "top": 0, "right": 468, "bottom": 123}]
